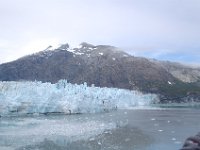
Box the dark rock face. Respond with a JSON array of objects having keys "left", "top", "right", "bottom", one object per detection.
[
  {"left": 181, "top": 132, "right": 200, "bottom": 150},
  {"left": 0, "top": 43, "right": 174, "bottom": 88},
  {"left": 0, "top": 42, "right": 199, "bottom": 102}
]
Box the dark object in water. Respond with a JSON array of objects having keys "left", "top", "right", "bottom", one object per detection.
[{"left": 181, "top": 133, "right": 200, "bottom": 150}]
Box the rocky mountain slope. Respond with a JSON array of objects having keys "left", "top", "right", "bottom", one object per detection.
[
  {"left": 0, "top": 42, "right": 199, "bottom": 102},
  {"left": 151, "top": 59, "right": 200, "bottom": 83}
]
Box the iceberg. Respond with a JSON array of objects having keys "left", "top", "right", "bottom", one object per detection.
[{"left": 0, "top": 80, "right": 158, "bottom": 116}]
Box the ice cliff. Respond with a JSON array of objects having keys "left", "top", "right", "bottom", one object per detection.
[{"left": 0, "top": 80, "right": 158, "bottom": 116}]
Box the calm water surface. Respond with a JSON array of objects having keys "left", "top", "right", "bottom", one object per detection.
[{"left": 0, "top": 107, "right": 200, "bottom": 150}]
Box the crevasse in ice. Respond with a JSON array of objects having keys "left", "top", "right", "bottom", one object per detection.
[{"left": 0, "top": 80, "right": 158, "bottom": 116}]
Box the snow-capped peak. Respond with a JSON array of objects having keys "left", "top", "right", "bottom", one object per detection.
[
  {"left": 76, "top": 44, "right": 83, "bottom": 49},
  {"left": 80, "top": 42, "right": 95, "bottom": 48},
  {"left": 35, "top": 42, "right": 130, "bottom": 58},
  {"left": 75, "top": 42, "right": 95, "bottom": 49},
  {"left": 68, "top": 42, "right": 98, "bottom": 56},
  {"left": 58, "top": 43, "right": 70, "bottom": 50}
]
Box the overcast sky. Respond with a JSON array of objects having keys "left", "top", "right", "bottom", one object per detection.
[{"left": 0, "top": 0, "right": 200, "bottom": 65}]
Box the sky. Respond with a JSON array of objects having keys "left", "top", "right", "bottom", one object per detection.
[{"left": 0, "top": 0, "right": 200, "bottom": 65}]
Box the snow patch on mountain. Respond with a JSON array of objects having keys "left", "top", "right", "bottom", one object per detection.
[
  {"left": 32, "top": 42, "right": 129, "bottom": 59},
  {"left": 76, "top": 44, "right": 83, "bottom": 49},
  {"left": 168, "top": 81, "right": 172, "bottom": 85},
  {"left": 73, "top": 52, "right": 85, "bottom": 55},
  {"left": 0, "top": 80, "right": 158, "bottom": 116}
]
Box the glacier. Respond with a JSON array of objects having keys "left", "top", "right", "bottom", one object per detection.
[{"left": 0, "top": 80, "right": 158, "bottom": 116}]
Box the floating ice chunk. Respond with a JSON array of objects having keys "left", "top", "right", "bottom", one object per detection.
[
  {"left": 99, "top": 52, "right": 103, "bottom": 55},
  {"left": 174, "top": 141, "right": 182, "bottom": 144},
  {"left": 112, "top": 58, "right": 116, "bottom": 61},
  {"left": 172, "top": 138, "right": 176, "bottom": 141},
  {"left": 125, "top": 138, "right": 130, "bottom": 142}
]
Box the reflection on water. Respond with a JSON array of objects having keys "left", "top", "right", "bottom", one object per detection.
[
  {"left": 1, "top": 107, "right": 200, "bottom": 150},
  {"left": 17, "top": 126, "right": 154, "bottom": 150}
]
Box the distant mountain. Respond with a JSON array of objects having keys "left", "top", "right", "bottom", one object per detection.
[
  {"left": 150, "top": 59, "right": 200, "bottom": 83},
  {"left": 0, "top": 42, "right": 199, "bottom": 102}
]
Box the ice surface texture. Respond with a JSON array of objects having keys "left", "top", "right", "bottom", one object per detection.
[{"left": 0, "top": 80, "right": 158, "bottom": 116}]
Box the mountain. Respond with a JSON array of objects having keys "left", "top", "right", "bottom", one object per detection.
[
  {"left": 0, "top": 42, "right": 199, "bottom": 102},
  {"left": 150, "top": 59, "right": 200, "bottom": 83}
]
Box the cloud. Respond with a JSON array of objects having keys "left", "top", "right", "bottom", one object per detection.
[{"left": 0, "top": 0, "right": 200, "bottom": 64}]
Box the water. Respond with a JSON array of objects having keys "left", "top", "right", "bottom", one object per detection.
[{"left": 0, "top": 107, "right": 200, "bottom": 150}]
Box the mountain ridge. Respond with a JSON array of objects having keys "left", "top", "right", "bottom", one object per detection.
[{"left": 0, "top": 42, "right": 199, "bottom": 102}]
